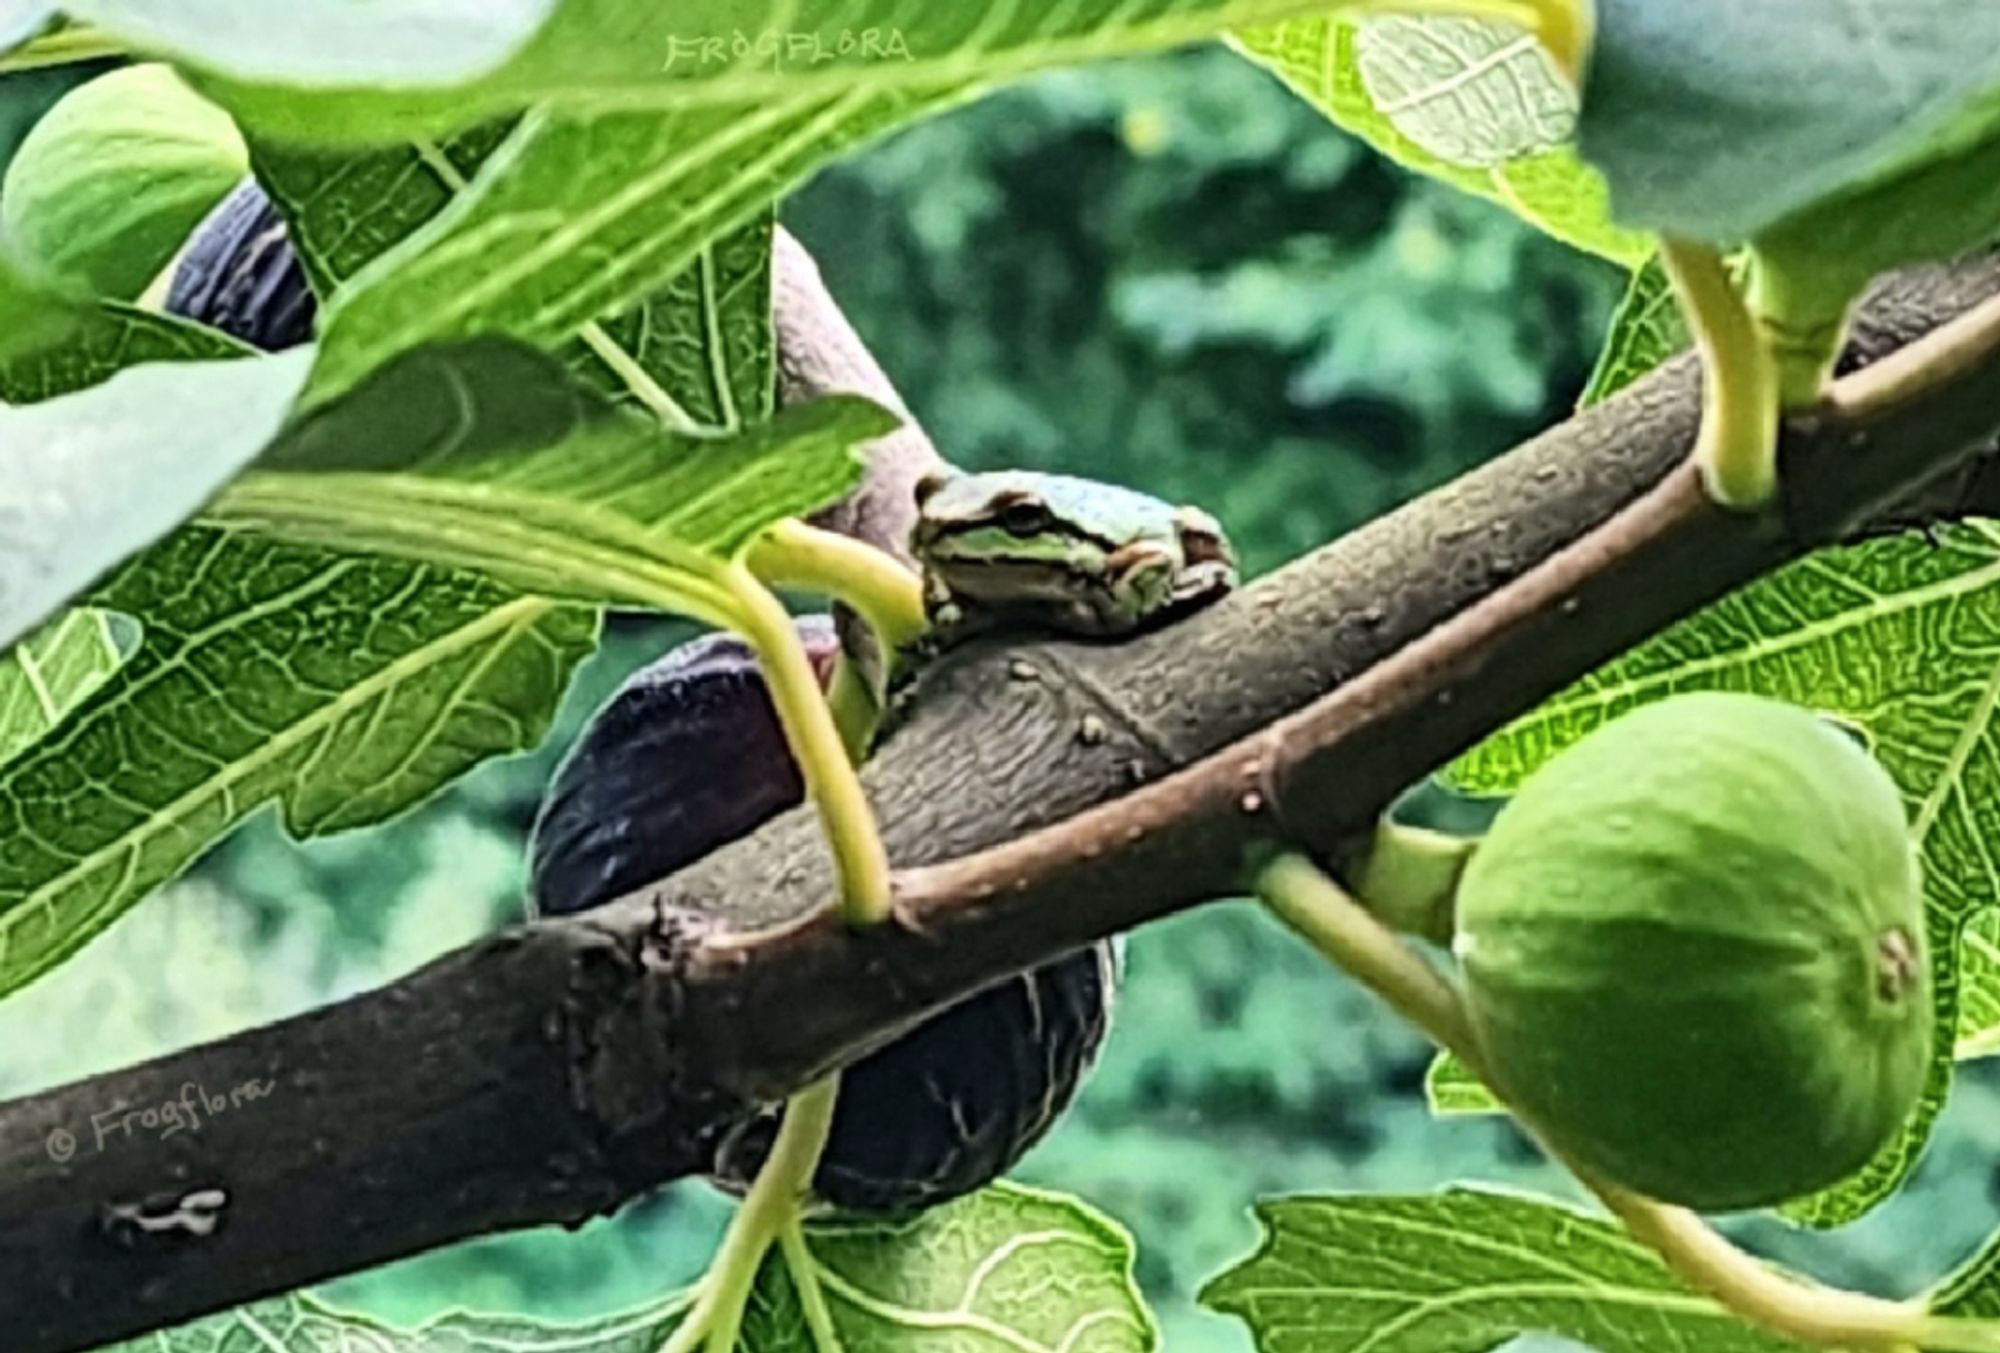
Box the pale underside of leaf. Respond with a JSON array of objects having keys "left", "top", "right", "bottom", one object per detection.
[
  {"left": 778, "top": 1183, "right": 1156, "bottom": 1353},
  {"left": 64, "top": 0, "right": 555, "bottom": 86},
  {"left": 1228, "top": 17, "right": 1647, "bottom": 266},
  {"left": 1354, "top": 16, "right": 1573, "bottom": 168}
]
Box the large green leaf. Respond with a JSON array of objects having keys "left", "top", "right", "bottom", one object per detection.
[
  {"left": 1578, "top": 0, "right": 2000, "bottom": 243},
  {"left": 255, "top": 125, "right": 779, "bottom": 428},
  {"left": 1229, "top": 17, "right": 1647, "bottom": 266},
  {"left": 0, "top": 608, "right": 128, "bottom": 766},
  {"left": 60, "top": 0, "right": 554, "bottom": 87},
  {"left": 1201, "top": 1188, "right": 1800, "bottom": 1353},
  {"left": 112, "top": 1183, "right": 1156, "bottom": 1353},
  {"left": 0, "top": 251, "right": 768, "bottom": 1004},
  {"left": 196, "top": 0, "right": 1380, "bottom": 145},
  {"left": 213, "top": 337, "right": 885, "bottom": 617},
  {"left": 0, "top": 343, "right": 313, "bottom": 650},
  {"left": 0, "top": 84, "right": 791, "bottom": 995},
  {"left": 1955, "top": 915, "right": 2000, "bottom": 1057},
  {"left": 1449, "top": 523, "right": 2000, "bottom": 1226},
  {"left": 0, "top": 525, "right": 598, "bottom": 994},
  {"left": 0, "top": 301, "right": 253, "bottom": 403},
  {"left": 0, "top": 329, "right": 878, "bottom": 996},
  {"left": 1576, "top": 255, "right": 1683, "bottom": 407},
  {"left": 305, "top": 90, "right": 963, "bottom": 402}
]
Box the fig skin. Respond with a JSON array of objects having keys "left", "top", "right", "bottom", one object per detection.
[
  {"left": 165, "top": 177, "right": 315, "bottom": 351},
  {"left": 531, "top": 617, "right": 1116, "bottom": 1216},
  {"left": 3, "top": 64, "right": 248, "bottom": 300},
  {"left": 1455, "top": 692, "right": 1930, "bottom": 1212}
]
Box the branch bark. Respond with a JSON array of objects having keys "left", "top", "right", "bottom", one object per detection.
[{"left": 4, "top": 252, "right": 2000, "bottom": 1353}]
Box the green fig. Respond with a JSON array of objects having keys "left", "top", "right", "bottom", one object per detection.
[
  {"left": 2, "top": 64, "right": 246, "bottom": 300},
  {"left": 1455, "top": 692, "right": 1930, "bottom": 1211}
]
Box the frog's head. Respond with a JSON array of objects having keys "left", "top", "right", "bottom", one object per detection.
[{"left": 910, "top": 469, "right": 1234, "bottom": 637}]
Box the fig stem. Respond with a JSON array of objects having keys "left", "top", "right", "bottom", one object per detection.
[
  {"left": 780, "top": 1213, "right": 845, "bottom": 1351},
  {"left": 1254, "top": 852, "right": 2000, "bottom": 1353},
  {"left": 828, "top": 656, "right": 882, "bottom": 764},
  {"left": 1257, "top": 853, "right": 1479, "bottom": 1056},
  {"left": 1743, "top": 249, "right": 1855, "bottom": 410},
  {"left": 657, "top": 1076, "right": 841, "bottom": 1353},
  {"left": 1352, "top": 820, "right": 1475, "bottom": 944},
  {"left": 749, "top": 520, "right": 929, "bottom": 656},
  {"left": 725, "top": 564, "right": 893, "bottom": 927},
  {"left": 1659, "top": 236, "right": 1780, "bottom": 510}
]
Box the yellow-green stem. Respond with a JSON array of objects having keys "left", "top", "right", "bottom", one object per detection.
[
  {"left": 779, "top": 1215, "right": 846, "bottom": 1352},
  {"left": 659, "top": 1076, "right": 842, "bottom": 1353},
  {"left": 1253, "top": 852, "right": 2000, "bottom": 1353},
  {"left": 1743, "top": 250, "right": 1857, "bottom": 410},
  {"left": 725, "top": 565, "right": 891, "bottom": 927},
  {"left": 1659, "top": 237, "right": 1780, "bottom": 510},
  {"left": 749, "top": 520, "right": 928, "bottom": 655},
  {"left": 1353, "top": 820, "right": 1476, "bottom": 945},
  {"left": 828, "top": 656, "right": 881, "bottom": 765}
]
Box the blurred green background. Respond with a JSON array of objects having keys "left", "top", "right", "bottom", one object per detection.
[{"left": 4, "top": 41, "right": 1998, "bottom": 1353}]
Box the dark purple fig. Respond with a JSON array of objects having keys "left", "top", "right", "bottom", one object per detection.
[
  {"left": 165, "top": 177, "right": 314, "bottom": 351},
  {"left": 531, "top": 617, "right": 1116, "bottom": 1215}
]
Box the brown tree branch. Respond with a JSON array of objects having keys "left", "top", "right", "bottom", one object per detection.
[{"left": 2, "top": 254, "right": 1999, "bottom": 1353}]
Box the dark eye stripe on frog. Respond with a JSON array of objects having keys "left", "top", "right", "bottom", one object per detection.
[
  {"left": 931, "top": 497, "right": 1127, "bottom": 553},
  {"left": 992, "top": 490, "right": 1055, "bottom": 537}
]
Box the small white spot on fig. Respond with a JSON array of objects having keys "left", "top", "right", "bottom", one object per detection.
[{"left": 1875, "top": 927, "right": 1921, "bottom": 1003}]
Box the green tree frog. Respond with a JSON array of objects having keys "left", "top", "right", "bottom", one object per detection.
[{"left": 910, "top": 469, "right": 1237, "bottom": 639}]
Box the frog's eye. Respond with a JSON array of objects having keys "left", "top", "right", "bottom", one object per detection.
[{"left": 994, "top": 492, "right": 1053, "bottom": 537}]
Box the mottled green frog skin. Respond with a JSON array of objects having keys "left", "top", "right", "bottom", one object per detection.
[{"left": 909, "top": 469, "right": 1236, "bottom": 639}]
